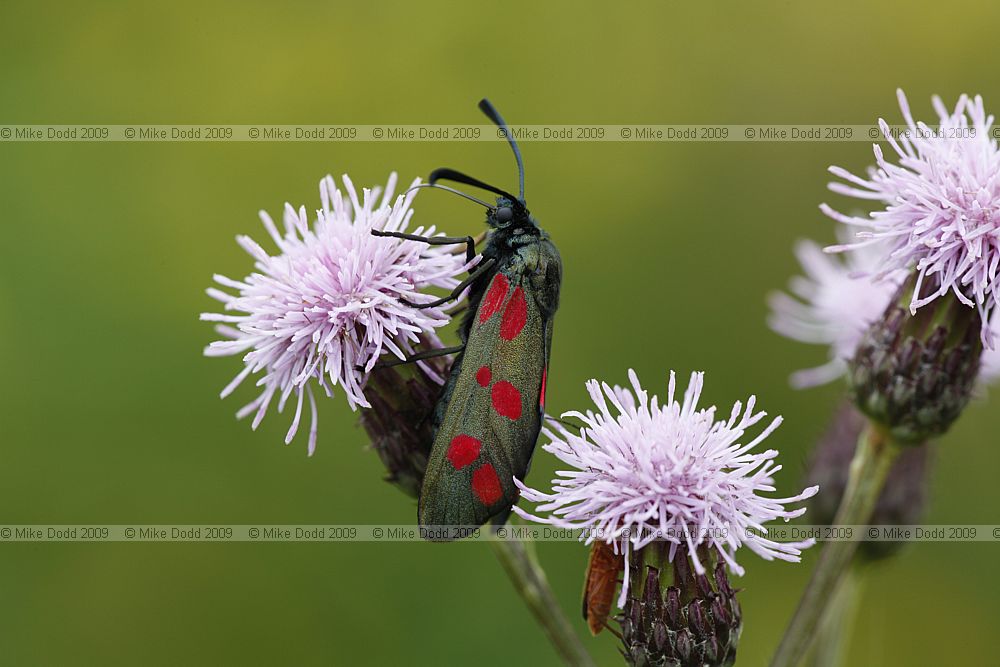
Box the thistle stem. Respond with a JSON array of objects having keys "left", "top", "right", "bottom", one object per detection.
[
  {"left": 803, "top": 566, "right": 862, "bottom": 667},
  {"left": 490, "top": 537, "right": 595, "bottom": 667},
  {"left": 771, "top": 423, "right": 900, "bottom": 667}
]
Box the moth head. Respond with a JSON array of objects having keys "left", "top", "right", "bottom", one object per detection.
[{"left": 488, "top": 196, "right": 531, "bottom": 231}]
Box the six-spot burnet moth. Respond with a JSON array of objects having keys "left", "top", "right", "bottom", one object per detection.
[{"left": 373, "top": 99, "right": 561, "bottom": 538}]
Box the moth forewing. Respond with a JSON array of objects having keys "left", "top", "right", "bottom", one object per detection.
[{"left": 419, "top": 266, "right": 551, "bottom": 531}]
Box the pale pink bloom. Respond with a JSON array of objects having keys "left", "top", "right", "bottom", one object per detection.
[
  {"left": 769, "top": 238, "right": 900, "bottom": 388},
  {"left": 823, "top": 89, "right": 1000, "bottom": 346},
  {"left": 513, "top": 370, "right": 818, "bottom": 606},
  {"left": 201, "top": 173, "right": 468, "bottom": 455}
]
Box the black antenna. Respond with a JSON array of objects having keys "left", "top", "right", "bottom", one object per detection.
[
  {"left": 478, "top": 99, "right": 525, "bottom": 202},
  {"left": 429, "top": 168, "right": 521, "bottom": 205},
  {"left": 404, "top": 182, "right": 493, "bottom": 209}
]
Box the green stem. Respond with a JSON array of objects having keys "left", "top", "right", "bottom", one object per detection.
[
  {"left": 803, "top": 565, "right": 862, "bottom": 667},
  {"left": 490, "top": 537, "right": 595, "bottom": 667},
  {"left": 771, "top": 423, "right": 900, "bottom": 667}
]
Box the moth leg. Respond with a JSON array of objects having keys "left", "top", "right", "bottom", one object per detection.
[
  {"left": 369, "top": 345, "right": 464, "bottom": 371},
  {"left": 602, "top": 623, "right": 623, "bottom": 641},
  {"left": 447, "top": 302, "right": 471, "bottom": 317},
  {"left": 371, "top": 230, "right": 478, "bottom": 264},
  {"left": 550, "top": 415, "right": 584, "bottom": 434},
  {"left": 489, "top": 504, "right": 515, "bottom": 529},
  {"left": 407, "top": 257, "right": 497, "bottom": 309}
]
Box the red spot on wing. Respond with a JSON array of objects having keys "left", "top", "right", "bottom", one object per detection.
[
  {"left": 540, "top": 367, "right": 547, "bottom": 409},
  {"left": 500, "top": 287, "right": 528, "bottom": 340},
  {"left": 447, "top": 435, "right": 481, "bottom": 470},
  {"left": 471, "top": 464, "right": 503, "bottom": 506},
  {"left": 476, "top": 366, "right": 492, "bottom": 387},
  {"left": 492, "top": 381, "right": 523, "bottom": 420},
  {"left": 479, "top": 274, "right": 509, "bottom": 323}
]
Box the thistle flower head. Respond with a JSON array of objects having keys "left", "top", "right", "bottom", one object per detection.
[
  {"left": 621, "top": 555, "right": 742, "bottom": 667},
  {"left": 513, "top": 370, "right": 818, "bottom": 606},
  {"left": 201, "top": 173, "right": 468, "bottom": 455},
  {"left": 848, "top": 274, "right": 983, "bottom": 444},
  {"left": 823, "top": 89, "right": 1000, "bottom": 343},
  {"left": 770, "top": 235, "right": 1000, "bottom": 388},
  {"left": 359, "top": 346, "right": 451, "bottom": 498}
]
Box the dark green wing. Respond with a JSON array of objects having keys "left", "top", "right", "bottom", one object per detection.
[{"left": 419, "top": 267, "right": 549, "bottom": 529}]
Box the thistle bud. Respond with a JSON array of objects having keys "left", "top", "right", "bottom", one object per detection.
[
  {"left": 805, "top": 401, "right": 931, "bottom": 560},
  {"left": 848, "top": 273, "right": 984, "bottom": 444},
  {"left": 357, "top": 344, "right": 450, "bottom": 498},
  {"left": 619, "top": 544, "right": 741, "bottom": 667}
]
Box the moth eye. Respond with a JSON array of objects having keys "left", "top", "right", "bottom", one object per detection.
[{"left": 495, "top": 207, "right": 513, "bottom": 223}]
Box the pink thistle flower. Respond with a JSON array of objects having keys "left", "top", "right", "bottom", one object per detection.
[
  {"left": 768, "top": 236, "right": 901, "bottom": 388},
  {"left": 201, "top": 173, "right": 469, "bottom": 455},
  {"left": 769, "top": 235, "right": 1000, "bottom": 388},
  {"left": 822, "top": 89, "right": 1000, "bottom": 345},
  {"left": 513, "top": 370, "right": 818, "bottom": 607}
]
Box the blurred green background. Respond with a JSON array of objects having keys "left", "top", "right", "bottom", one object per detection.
[{"left": 2, "top": 1, "right": 998, "bottom": 664}]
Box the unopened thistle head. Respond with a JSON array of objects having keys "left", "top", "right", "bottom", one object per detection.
[
  {"left": 822, "top": 89, "right": 1000, "bottom": 343},
  {"left": 513, "top": 370, "right": 818, "bottom": 607},
  {"left": 201, "top": 173, "right": 468, "bottom": 455}
]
